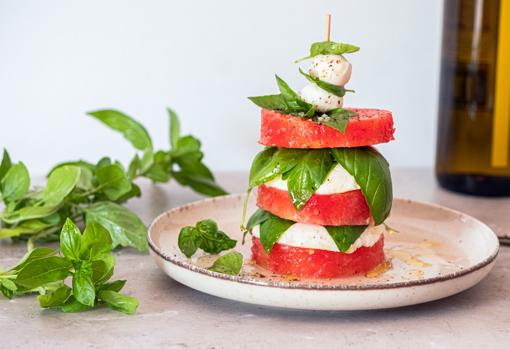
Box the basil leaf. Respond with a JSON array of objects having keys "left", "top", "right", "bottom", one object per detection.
[
  {"left": 299, "top": 68, "right": 349, "bottom": 97},
  {"left": 85, "top": 202, "right": 148, "bottom": 251},
  {"left": 248, "top": 94, "right": 287, "bottom": 111},
  {"left": 1, "top": 205, "right": 60, "bottom": 224},
  {"left": 61, "top": 297, "right": 92, "bottom": 313},
  {"left": 318, "top": 108, "right": 358, "bottom": 133},
  {"left": 48, "top": 160, "right": 96, "bottom": 176},
  {"left": 286, "top": 149, "right": 333, "bottom": 210},
  {"left": 259, "top": 214, "right": 294, "bottom": 253},
  {"left": 144, "top": 151, "right": 171, "bottom": 183},
  {"left": 331, "top": 147, "right": 392, "bottom": 224},
  {"left": 81, "top": 223, "right": 112, "bottom": 261},
  {"left": 246, "top": 209, "right": 272, "bottom": 230},
  {"left": 98, "top": 290, "right": 139, "bottom": 315},
  {"left": 0, "top": 279, "right": 17, "bottom": 299},
  {"left": 178, "top": 227, "right": 200, "bottom": 258},
  {"left": 43, "top": 165, "right": 81, "bottom": 206},
  {"left": 0, "top": 220, "right": 52, "bottom": 239},
  {"left": 196, "top": 219, "right": 236, "bottom": 254},
  {"left": 9, "top": 247, "right": 56, "bottom": 272},
  {"left": 38, "top": 285, "right": 72, "bottom": 308},
  {"left": 275, "top": 75, "right": 312, "bottom": 113},
  {"left": 60, "top": 218, "right": 82, "bottom": 261},
  {"left": 91, "top": 256, "right": 115, "bottom": 285},
  {"left": 207, "top": 251, "right": 243, "bottom": 275},
  {"left": 0, "top": 149, "right": 12, "bottom": 183},
  {"left": 168, "top": 108, "right": 180, "bottom": 150},
  {"left": 15, "top": 256, "right": 71, "bottom": 290},
  {"left": 1, "top": 162, "right": 30, "bottom": 203},
  {"left": 325, "top": 225, "right": 367, "bottom": 252},
  {"left": 73, "top": 261, "right": 95, "bottom": 306},
  {"left": 96, "top": 163, "right": 132, "bottom": 200},
  {"left": 99, "top": 279, "right": 126, "bottom": 292},
  {"left": 172, "top": 172, "right": 227, "bottom": 197},
  {"left": 248, "top": 147, "right": 302, "bottom": 189},
  {"left": 296, "top": 41, "right": 360, "bottom": 62}
]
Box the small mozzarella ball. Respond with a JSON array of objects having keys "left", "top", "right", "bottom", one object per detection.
[
  {"left": 300, "top": 84, "right": 343, "bottom": 112},
  {"left": 309, "top": 54, "right": 352, "bottom": 86}
]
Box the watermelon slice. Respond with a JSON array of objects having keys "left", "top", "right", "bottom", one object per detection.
[
  {"left": 251, "top": 235, "right": 384, "bottom": 278},
  {"left": 259, "top": 108, "right": 394, "bottom": 148},
  {"left": 257, "top": 184, "right": 371, "bottom": 226}
]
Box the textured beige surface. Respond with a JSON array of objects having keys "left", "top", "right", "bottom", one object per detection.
[{"left": 1, "top": 169, "right": 509, "bottom": 348}]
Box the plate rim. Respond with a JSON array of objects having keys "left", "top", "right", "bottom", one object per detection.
[{"left": 147, "top": 194, "right": 500, "bottom": 291}]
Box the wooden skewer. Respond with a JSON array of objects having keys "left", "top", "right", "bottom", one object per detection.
[{"left": 325, "top": 14, "right": 331, "bottom": 41}]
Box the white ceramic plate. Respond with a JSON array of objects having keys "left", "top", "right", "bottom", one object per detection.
[{"left": 148, "top": 194, "right": 499, "bottom": 310}]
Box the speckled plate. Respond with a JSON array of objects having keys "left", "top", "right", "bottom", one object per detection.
[{"left": 148, "top": 194, "right": 499, "bottom": 310}]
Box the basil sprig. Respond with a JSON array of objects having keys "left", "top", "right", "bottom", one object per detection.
[
  {"left": 331, "top": 147, "right": 392, "bottom": 225},
  {"left": 0, "top": 219, "right": 139, "bottom": 315},
  {"left": 246, "top": 209, "right": 368, "bottom": 253},
  {"left": 178, "top": 219, "right": 236, "bottom": 258},
  {"left": 295, "top": 41, "right": 360, "bottom": 63},
  {"left": 246, "top": 147, "right": 392, "bottom": 224},
  {"left": 0, "top": 108, "right": 226, "bottom": 250}
]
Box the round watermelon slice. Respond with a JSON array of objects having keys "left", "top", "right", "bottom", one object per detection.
[
  {"left": 259, "top": 108, "right": 394, "bottom": 148},
  {"left": 251, "top": 235, "right": 384, "bottom": 278},
  {"left": 257, "top": 185, "right": 371, "bottom": 226}
]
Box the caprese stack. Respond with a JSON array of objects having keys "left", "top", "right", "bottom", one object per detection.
[{"left": 243, "top": 39, "right": 395, "bottom": 278}]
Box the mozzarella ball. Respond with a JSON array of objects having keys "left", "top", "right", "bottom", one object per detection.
[
  {"left": 300, "top": 84, "right": 343, "bottom": 112},
  {"left": 309, "top": 54, "right": 352, "bottom": 86}
]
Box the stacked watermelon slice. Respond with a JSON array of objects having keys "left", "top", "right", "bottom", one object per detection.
[{"left": 243, "top": 41, "right": 395, "bottom": 279}]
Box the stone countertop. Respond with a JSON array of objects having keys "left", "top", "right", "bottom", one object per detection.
[{"left": 1, "top": 169, "right": 509, "bottom": 349}]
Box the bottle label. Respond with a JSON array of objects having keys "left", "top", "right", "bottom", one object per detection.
[{"left": 491, "top": 0, "right": 510, "bottom": 167}]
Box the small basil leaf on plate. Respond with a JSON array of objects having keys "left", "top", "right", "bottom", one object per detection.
[
  {"left": 60, "top": 218, "right": 83, "bottom": 261},
  {"left": 0, "top": 162, "right": 30, "bottom": 203},
  {"left": 196, "top": 219, "right": 236, "bottom": 255},
  {"left": 331, "top": 147, "right": 392, "bottom": 225},
  {"left": 72, "top": 261, "right": 96, "bottom": 307},
  {"left": 85, "top": 202, "right": 148, "bottom": 251},
  {"left": 38, "top": 285, "right": 72, "bottom": 308},
  {"left": 96, "top": 163, "right": 132, "bottom": 200},
  {"left": 259, "top": 214, "right": 294, "bottom": 253},
  {"left": 43, "top": 165, "right": 81, "bottom": 206},
  {"left": 207, "top": 251, "right": 243, "bottom": 275},
  {"left": 299, "top": 68, "right": 349, "bottom": 97},
  {"left": 15, "top": 256, "right": 71, "bottom": 290},
  {"left": 286, "top": 149, "right": 333, "bottom": 210},
  {"left": 325, "top": 225, "right": 368, "bottom": 252},
  {"left": 178, "top": 227, "right": 200, "bottom": 258},
  {"left": 98, "top": 290, "right": 139, "bottom": 315}
]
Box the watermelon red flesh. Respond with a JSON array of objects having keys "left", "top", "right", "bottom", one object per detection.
[
  {"left": 259, "top": 108, "right": 395, "bottom": 148},
  {"left": 257, "top": 185, "right": 371, "bottom": 226},
  {"left": 251, "top": 235, "right": 385, "bottom": 278}
]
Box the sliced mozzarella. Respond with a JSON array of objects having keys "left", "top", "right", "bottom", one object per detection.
[
  {"left": 265, "top": 163, "right": 360, "bottom": 195},
  {"left": 252, "top": 223, "right": 385, "bottom": 253},
  {"left": 300, "top": 83, "right": 343, "bottom": 113},
  {"left": 309, "top": 54, "right": 352, "bottom": 86}
]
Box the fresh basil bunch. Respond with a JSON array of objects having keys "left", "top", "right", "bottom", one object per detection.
[
  {"left": 246, "top": 209, "right": 367, "bottom": 254},
  {"left": 244, "top": 146, "right": 392, "bottom": 226},
  {"left": 0, "top": 108, "right": 226, "bottom": 250},
  {"left": 0, "top": 219, "right": 139, "bottom": 314}
]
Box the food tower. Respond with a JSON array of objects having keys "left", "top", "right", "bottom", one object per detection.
[{"left": 243, "top": 16, "right": 395, "bottom": 278}]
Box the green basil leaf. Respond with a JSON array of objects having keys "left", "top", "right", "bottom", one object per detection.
[
  {"left": 48, "top": 160, "right": 96, "bottom": 176},
  {"left": 91, "top": 256, "right": 115, "bottom": 285},
  {"left": 178, "top": 227, "right": 200, "bottom": 258},
  {"left": 96, "top": 163, "right": 132, "bottom": 200},
  {"left": 38, "top": 285, "right": 72, "bottom": 308},
  {"left": 299, "top": 68, "right": 349, "bottom": 97},
  {"left": 85, "top": 202, "right": 148, "bottom": 251},
  {"left": 196, "top": 220, "right": 237, "bottom": 255},
  {"left": 317, "top": 108, "right": 358, "bottom": 133},
  {"left": 96, "top": 157, "right": 112, "bottom": 168},
  {"left": 43, "top": 165, "right": 81, "bottom": 206},
  {"left": 61, "top": 296, "right": 92, "bottom": 313},
  {"left": 171, "top": 135, "right": 202, "bottom": 159},
  {"left": 248, "top": 94, "right": 287, "bottom": 111},
  {"left": 331, "top": 147, "right": 392, "bottom": 224},
  {"left": 98, "top": 290, "right": 139, "bottom": 315},
  {"left": 127, "top": 155, "right": 141, "bottom": 180},
  {"left": 296, "top": 41, "right": 360, "bottom": 62},
  {"left": 60, "top": 218, "right": 82, "bottom": 261},
  {"left": 98, "top": 279, "right": 126, "bottom": 292},
  {"left": 259, "top": 214, "right": 294, "bottom": 253},
  {"left": 275, "top": 75, "right": 312, "bottom": 113},
  {"left": 15, "top": 256, "right": 71, "bottom": 290},
  {"left": 0, "top": 149, "right": 12, "bottom": 183},
  {"left": 168, "top": 107, "right": 180, "bottom": 150},
  {"left": 286, "top": 149, "right": 333, "bottom": 210},
  {"left": 172, "top": 172, "right": 227, "bottom": 197},
  {"left": 248, "top": 147, "right": 302, "bottom": 189},
  {"left": 0, "top": 279, "right": 17, "bottom": 299},
  {"left": 1, "top": 162, "right": 30, "bottom": 202},
  {"left": 325, "top": 225, "right": 367, "bottom": 252},
  {"left": 73, "top": 261, "right": 95, "bottom": 306},
  {"left": 87, "top": 109, "right": 153, "bottom": 152},
  {"left": 0, "top": 220, "right": 53, "bottom": 239},
  {"left": 246, "top": 209, "right": 272, "bottom": 230},
  {"left": 81, "top": 223, "right": 112, "bottom": 261},
  {"left": 144, "top": 151, "right": 171, "bottom": 183},
  {"left": 207, "top": 251, "right": 243, "bottom": 275},
  {"left": 9, "top": 247, "right": 57, "bottom": 272},
  {"left": 1, "top": 205, "right": 60, "bottom": 224}
]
